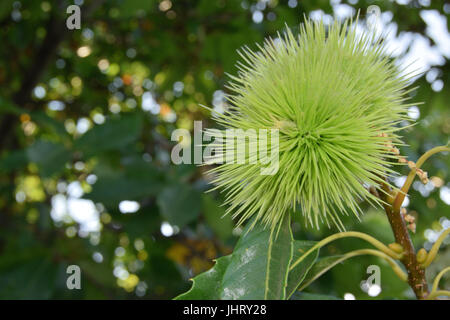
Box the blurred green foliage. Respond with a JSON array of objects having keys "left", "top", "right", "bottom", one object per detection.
[{"left": 0, "top": 0, "right": 448, "bottom": 299}]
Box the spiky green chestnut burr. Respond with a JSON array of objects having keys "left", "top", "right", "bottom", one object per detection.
[{"left": 207, "top": 18, "right": 415, "bottom": 231}]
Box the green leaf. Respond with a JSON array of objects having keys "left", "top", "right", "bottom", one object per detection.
[
  {"left": 174, "top": 255, "right": 232, "bottom": 300},
  {"left": 157, "top": 184, "right": 202, "bottom": 228},
  {"left": 78, "top": 260, "right": 117, "bottom": 289},
  {"left": 220, "top": 215, "right": 293, "bottom": 300},
  {"left": 286, "top": 240, "right": 319, "bottom": 298},
  {"left": 202, "top": 194, "right": 234, "bottom": 240},
  {"left": 298, "top": 255, "right": 346, "bottom": 292},
  {"left": 117, "top": 0, "right": 156, "bottom": 17},
  {"left": 75, "top": 113, "right": 143, "bottom": 156},
  {"left": 86, "top": 160, "right": 162, "bottom": 206},
  {"left": 30, "top": 111, "right": 70, "bottom": 140},
  {"left": 27, "top": 140, "right": 71, "bottom": 177},
  {"left": 0, "top": 96, "right": 23, "bottom": 115},
  {"left": 0, "top": 149, "right": 28, "bottom": 172},
  {"left": 0, "top": 257, "right": 58, "bottom": 299},
  {"left": 121, "top": 208, "right": 161, "bottom": 238},
  {"left": 290, "top": 292, "right": 341, "bottom": 300}
]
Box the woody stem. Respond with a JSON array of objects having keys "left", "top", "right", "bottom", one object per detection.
[{"left": 377, "top": 178, "right": 428, "bottom": 299}]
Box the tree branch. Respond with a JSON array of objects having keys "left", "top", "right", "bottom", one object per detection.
[{"left": 378, "top": 177, "right": 428, "bottom": 299}]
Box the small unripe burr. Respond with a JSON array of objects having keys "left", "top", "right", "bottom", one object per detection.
[{"left": 416, "top": 248, "right": 427, "bottom": 264}]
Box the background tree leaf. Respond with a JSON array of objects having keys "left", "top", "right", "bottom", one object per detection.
[
  {"left": 30, "top": 111, "right": 71, "bottom": 140},
  {"left": 0, "top": 257, "right": 59, "bottom": 299},
  {"left": 0, "top": 149, "right": 28, "bottom": 173},
  {"left": 86, "top": 160, "right": 162, "bottom": 206},
  {"left": 202, "top": 194, "right": 234, "bottom": 241},
  {"left": 75, "top": 113, "right": 143, "bottom": 156},
  {"left": 26, "top": 140, "right": 71, "bottom": 178},
  {"left": 157, "top": 184, "right": 202, "bottom": 228}
]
